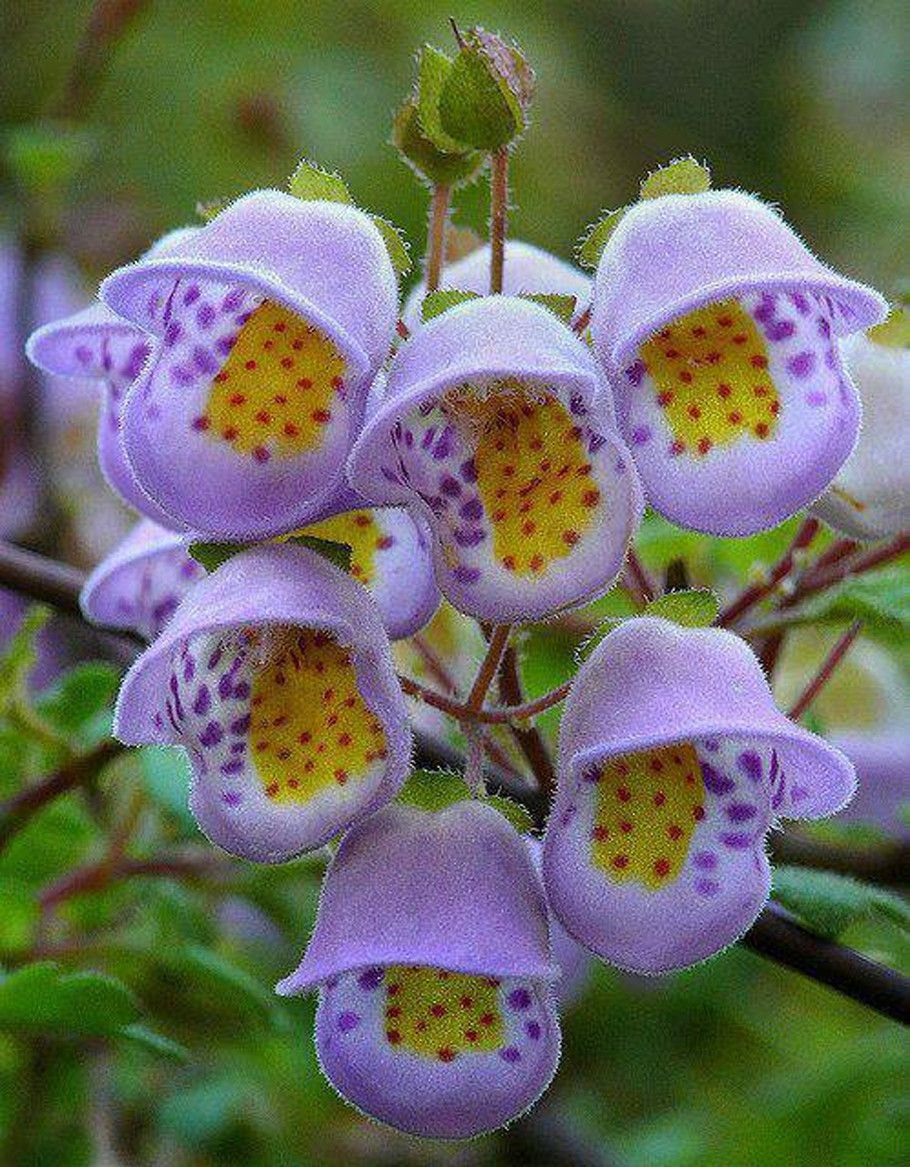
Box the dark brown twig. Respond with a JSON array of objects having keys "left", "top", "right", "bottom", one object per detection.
[{"left": 787, "top": 621, "right": 863, "bottom": 721}]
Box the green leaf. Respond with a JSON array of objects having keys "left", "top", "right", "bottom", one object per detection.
[
  {"left": 287, "top": 158, "right": 352, "bottom": 204},
  {"left": 139, "top": 746, "right": 195, "bottom": 831},
  {"left": 643, "top": 588, "right": 720, "bottom": 627},
  {"left": 119, "top": 1022, "right": 189, "bottom": 1061},
  {"left": 175, "top": 946, "right": 278, "bottom": 1024},
  {"left": 772, "top": 866, "right": 910, "bottom": 940},
  {"left": 640, "top": 157, "right": 712, "bottom": 200},
  {"left": 34, "top": 662, "right": 119, "bottom": 743},
  {"left": 391, "top": 99, "right": 484, "bottom": 188},
  {"left": 286, "top": 534, "right": 353, "bottom": 573},
  {"left": 0, "top": 963, "right": 140, "bottom": 1036},
  {"left": 577, "top": 208, "right": 628, "bottom": 269},
  {"left": 416, "top": 46, "right": 465, "bottom": 154},
  {"left": 187, "top": 540, "right": 244, "bottom": 572},
  {"left": 0, "top": 605, "right": 51, "bottom": 713},
  {"left": 371, "top": 214, "right": 411, "bottom": 277},
  {"left": 778, "top": 565, "right": 909, "bottom": 638},
  {"left": 420, "top": 288, "right": 481, "bottom": 322},
  {"left": 397, "top": 769, "right": 531, "bottom": 831},
  {"left": 519, "top": 293, "right": 577, "bottom": 323},
  {"left": 438, "top": 39, "right": 524, "bottom": 152},
  {"left": 0, "top": 878, "right": 39, "bottom": 953}
]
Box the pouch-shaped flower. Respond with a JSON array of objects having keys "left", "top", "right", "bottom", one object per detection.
[
  {"left": 80, "top": 519, "right": 204, "bottom": 641},
  {"left": 100, "top": 191, "right": 398, "bottom": 539},
  {"left": 402, "top": 239, "right": 591, "bottom": 330},
  {"left": 292, "top": 480, "right": 439, "bottom": 641},
  {"left": 543, "top": 617, "right": 856, "bottom": 974},
  {"left": 828, "top": 729, "right": 909, "bottom": 839},
  {"left": 114, "top": 544, "right": 411, "bottom": 862},
  {"left": 348, "top": 296, "right": 643, "bottom": 622},
  {"left": 277, "top": 801, "right": 561, "bottom": 1138},
  {"left": 813, "top": 325, "right": 910, "bottom": 539},
  {"left": 592, "top": 190, "right": 886, "bottom": 535}
]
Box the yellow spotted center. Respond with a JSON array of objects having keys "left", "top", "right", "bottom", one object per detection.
[
  {"left": 249, "top": 628, "right": 386, "bottom": 803},
  {"left": 445, "top": 383, "right": 601, "bottom": 576},
  {"left": 639, "top": 299, "right": 780, "bottom": 457},
  {"left": 384, "top": 966, "right": 504, "bottom": 1061},
  {"left": 201, "top": 300, "right": 346, "bottom": 460},
  {"left": 591, "top": 743, "right": 706, "bottom": 890},
  {"left": 296, "top": 511, "right": 389, "bottom": 585}
]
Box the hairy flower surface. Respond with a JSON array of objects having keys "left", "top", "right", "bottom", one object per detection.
[
  {"left": 26, "top": 229, "right": 199, "bottom": 528},
  {"left": 349, "top": 296, "right": 643, "bottom": 622},
  {"left": 402, "top": 239, "right": 591, "bottom": 329},
  {"left": 592, "top": 190, "right": 886, "bottom": 535},
  {"left": 813, "top": 326, "right": 910, "bottom": 539},
  {"left": 277, "top": 801, "right": 560, "bottom": 1138},
  {"left": 114, "top": 544, "right": 411, "bottom": 861},
  {"left": 1, "top": 240, "right": 39, "bottom": 538},
  {"left": 544, "top": 617, "right": 856, "bottom": 973},
  {"left": 99, "top": 192, "right": 398, "bottom": 540},
  {"left": 80, "top": 519, "right": 204, "bottom": 641},
  {"left": 828, "top": 729, "right": 909, "bottom": 839},
  {"left": 292, "top": 481, "right": 439, "bottom": 641}
]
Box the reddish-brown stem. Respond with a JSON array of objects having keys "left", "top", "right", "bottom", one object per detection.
[
  {"left": 425, "top": 183, "right": 450, "bottom": 294},
  {"left": 0, "top": 740, "right": 123, "bottom": 855},
  {"left": 572, "top": 303, "right": 592, "bottom": 335},
  {"left": 787, "top": 621, "right": 863, "bottom": 721},
  {"left": 396, "top": 319, "right": 410, "bottom": 340},
  {"left": 398, "top": 671, "right": 571, "bottom": 725},
  {"left": 496, "top": 645, "right": 557, "bottom": 798},
  {"left": 718, "top": 517, "right": 820, "bottom": 626},
  {"left": 489, "top": 148, "right": 509, "bottom": 294},
  {"left": 810, "top": 537, "right": 861, "bottom": 576},
  {"left": 793, "top": 532, "right": 909, "bottom": 603},
  {"left": 467, "top": 624, "right": 512, "bottom": 711},
  {"left": 39, "top": 851, "right": 227, "bottom": 913},
  {"left": 623, "top": 547, "right": 658, "bottom": 606}
]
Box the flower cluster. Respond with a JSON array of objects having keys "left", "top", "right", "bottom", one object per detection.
[{"left": 24, "top": 41, "right": 903, "bottom": 1137}]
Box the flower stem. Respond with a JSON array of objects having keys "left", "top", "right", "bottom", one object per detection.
[
  {"left": 489, "top": 147, "right": 509, "bottom": 293},
  {"left": 787, "top": 620, "right": 863, "bottom": 721},
  {"left": 425, "top": 183, "right": 450, "bottom": 294},
  {"left": 467, "top": 623, "right": 511, "bottom": 711},
  {"left": 718, "top": 516, "right": 820, "bottom": 626}
]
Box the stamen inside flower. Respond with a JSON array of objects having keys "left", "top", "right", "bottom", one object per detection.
[
  {"left": 589, "top": 743, "right": 706, "bottom": 889},
  {"left": 172, "top": 624, "right": 387, "bottom": 806},
  {"left": 636, "top": 298, "right": 781, "bottom": 457},
  {"left": 180, "top": 293, "right": 346, "bottom": 464}
]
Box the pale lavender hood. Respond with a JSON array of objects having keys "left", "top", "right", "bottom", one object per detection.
[
  {"left": 277, "top": 801, "right": 559, "bottom": 993},
  {"left": 592, "top": 189, "right": 886, "bottom": 374}
]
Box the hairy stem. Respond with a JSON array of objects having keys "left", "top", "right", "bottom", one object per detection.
[
  {"left": 489, "top": 147, "right": 509, "bottom": 293},
  {"left": 788, "top": 621, "right": 863, "bottom": 720},
  {"left": 425, "top": 183, "right": 450, "bottom": 293},
  {"left": 718, "top": 516, "right": 820, "bottom": 626}
]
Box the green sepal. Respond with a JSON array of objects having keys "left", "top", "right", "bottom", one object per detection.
[
  {"left": 0, "top": 962, "right": 140, "bottom": 1037},
  {"left": 285, "top": 534, "right": 353, "bottom": 574},
  {"left": 519, "top": 292, "right": 577, "bottom": 324},
  {"left": 438, "top": 30, "right": 530, "bottom": 152},
  {"left": 397, "top": 769, "right": 532, "bottom": 833},
  {"left": 416, "top": 46, "right": 466, "bottom": 154},
  {"left": 643, "top": 588, "right": 720, "bottom": 627},
  {"left": 772, "top": 866, "right": 910, "bottom": 940},
  {"left": 189, "top": 535, "right": 353, "bottom": 575},
  {"left": 288, "top": 158, "right": 352, "bottom": 204},
  {"left": 639, "top": 156, "right": 712, "bottom": 200},
  {"left": 868, "top": 306, "right": 910, "bottom": 349},
  {"left": 371, "top": 214, "right": 412, "bottom": 277},
  {"left": 420, "top": 288, "right": 481, "bottom": 322},
  {"left": 392, "top": 99, "right": 484, "bottom": 188},
  {"left": 577, "top": 208, "right": 629, "bottom": 269}
]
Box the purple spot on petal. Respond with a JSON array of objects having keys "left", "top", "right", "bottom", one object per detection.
[
  {"left": 357, "top": 967, "right": 384, "bottom": 991},
  {"left": 787, "top": 351, "right": 815, "bottom": 378},
  {"left": 164, "top": 321, "right": 182, "bottom": 347},
  {"left": 526, "top": 1020, "right": 541, "bottom": 1040},
  {"left": 183, "top": 285, "right": 200, "bottom": 306},
  {"left": 337, "top": 1011, "right": 360, "bottom": 1033},
  {"left": 452, "top": 565, "right": 481, "bottom": 584},
  {"left": 460, "top": 458, "right": 478, "bottom": 483},
  {"left": 220, "top": 759, "right": 244, "bottom": 775},
  {"left": 695, "top": 878, "right": 720, "bottom": 897},
  {"left": 720, "top": 832, "right": 753, "bottom": 849},
  {"left": 625, "top": 360, "right": 646, "bottom": 387},
  {"left": 440, "top": 475, "right": 461, "bottom": 497},
  {"left": 200, "top": 721, "right": 224, "bottom": 748},
  {"left": 454, "top": 527, "right": 485, "bottom": 547},
  {"left": 230, "top": 714, "right": 251, "bottom": 735},
  {"left": 631, "top": 425, "right": 652, "bottom": 446},
  {"left": 222, "top": 790, "right": 242, "bottom": 806},
  {"left": 192, "top": 685, "right": 211, "bottom": 716},
  {"left": 507, "top": 988, "right": 532, "bottom": 1011},
  {"left": 727, "top": 803, "right": 758, "bottom": 823},
  {"left": 702, "top": 763, "right": 735, "bottom": 795},
  {"left": 222, "top": 288, "right": 244, "bottom": 312},
  {"left": 460, "top": 497, "right": 483, "bottom": 521},
  {"left": 694, "top": 851, "right": 718, "bottom": 870},
  {"left": 766, "top": 319, "right": 795, "bottom": 342},
  {"left": 193, "top": 346, "right": 218, "bottom": 374},
  {"left": 737, "top": 752, "right": 762, "bottom": 782},
  {"left": 806, "top": 390, "right": 828, "bottom": 407},
  {"left": 500, "top": 1046, "right": 521, "bottom": 1064}
]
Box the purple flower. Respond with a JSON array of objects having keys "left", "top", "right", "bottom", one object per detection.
[
  {"left": 114, "top": 543, "right": 411, "bottom": 862},
  {"left": 592, "top": 190, "right": 887, "bottom": 535},
  {"left": 0, "top": 240, "right": 38, "bottom": 539},
  {"left": 26, "top": 230, "right": 199, "bottom": 528},
  {"left": 828, "top": 729, "right": 909, "bottom": 839},
  {"left": 813, "top": 326, "right": 910, "bottom": 539},
  {"left": 402, "top": 239, "right": 591, "bottom": 330},
  {"left": 543, "top": 617, "right": 856, "bottom": 974},
  {"left": 526, "top": 837, "right": 591, "bottom": 1006},
  {"left": 99, "top": 191, "right": 398, "bottom": 540},
  {"left": 80, "top": 519, "right": 205, "bottom": 642},
  {"left": 348, "top": 296, "right": 643, "bottom": 622},
  {"left": 291, "top": 479, "right": 439, "bottom": 641},
  {"left": 276, "top": 801, "right": 560, "bottom": 1138}
]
